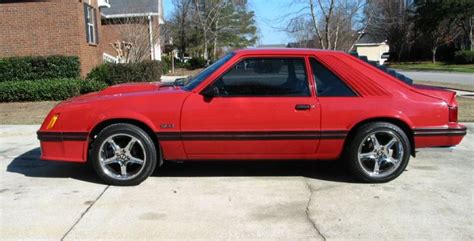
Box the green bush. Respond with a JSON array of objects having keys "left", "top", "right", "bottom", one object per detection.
[
  {"left": 187, "top": 57, "right": 207, "bottom": 70},
  {"left": 0, "top": 56, "right": 80, "bottom": 82},
  {"left": 161, "top": 55, "right": 171, "bottom": 74},
  {"left": 87, "top": 60, "right": 162, "bottom": 85},
  {"left": 0, "top": 79, "right": 107, "bottom": 102},
  {"left": 79, "top": 80, "right": 108, "bottom": 94},
  {"left": 454, "top": 50, "right": 474, "bottom": 64},
  {"left": 175, "top": 59, "right": 191, "bottom": 69}
]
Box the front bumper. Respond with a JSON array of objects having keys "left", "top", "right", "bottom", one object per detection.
[{"left": 37, "top": 131, "right": 89, "bottom": 163}]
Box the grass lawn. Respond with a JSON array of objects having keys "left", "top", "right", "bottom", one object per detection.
[
  {"left": 414, "top": 80, "right": 474, "bottom": 92},
  {"left": 458, "top": 97, "right": 474, "bottom": 122},
  {"left": 0, "top": 101, "right": 58, "bottom": 125},
  {"left": 388, "top": 62, "right": 474, "bottom": 73},
  {"left": 165, "top": 68, "right": 203, "bottom": 77}
]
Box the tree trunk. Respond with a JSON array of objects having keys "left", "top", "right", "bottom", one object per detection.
[
  {"left": 203, "top": 30, "right": 208, "bottom": 60},
  {"left": 309, "top": 0, "right": 325, "bottom": 49},
  {"left": 324, "top": 0, "right": 335, "bottom": 50},
  {"left": 213, "top": 20, "right": 219, "bottom": 61},
  {"left": 470, "top": 16, "right": 473, "bottom": 51},
  {"left": 397, "top": 42, "right": 404, "bottom": 62},
  {"left": 432, "top": 47, "right": 437, "bottom": 64},
  {"left": 333, "top": 23, "right": 339, "bottom": 50}
]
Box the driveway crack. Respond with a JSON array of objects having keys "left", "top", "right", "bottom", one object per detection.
[
  {"left": 304, "top": 178, "right": 327, "bottom": 241},
  {"left": 61, "top": 185, "right": 110, "bottom": 241}
]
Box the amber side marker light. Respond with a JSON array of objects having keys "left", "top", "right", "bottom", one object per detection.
[{"left": 46, "top": 114, "right": 59, "bottom": 129}]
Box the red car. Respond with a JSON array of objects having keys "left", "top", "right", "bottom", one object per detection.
[{"left": 37, "top": 49, "right": 466, "bottom": 185}]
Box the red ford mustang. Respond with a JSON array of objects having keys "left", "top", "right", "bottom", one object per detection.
[{"left": 37, "top": 49, "right": 466, "bottom": 185}]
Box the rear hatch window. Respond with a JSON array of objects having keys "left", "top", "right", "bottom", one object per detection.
[{"left": 350, "top": 52, "right": 413, "bottom": 85}]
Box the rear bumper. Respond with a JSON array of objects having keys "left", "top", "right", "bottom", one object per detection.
[
  {"left": 37, "top": 131, "right": 89, "bottom": 163},
  {"left": 414, "top": 124, "right": 467, "bottom": 148}
]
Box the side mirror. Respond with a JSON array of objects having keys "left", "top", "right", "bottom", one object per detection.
[
  {"left": 173, "top": 77, "right": 187, "bottom": 86},
  {"left": 200, "top": 86, "right": 219, "bottom": 99}
]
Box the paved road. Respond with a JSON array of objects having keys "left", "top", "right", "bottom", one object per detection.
[
  {"left": 1, "top": 125, "right": 473, "bottom": 240},
  {"left": 398, "top": 70, "right": 474, "bottom": 85}
]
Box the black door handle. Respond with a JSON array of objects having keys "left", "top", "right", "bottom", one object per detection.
[{"left": 295, "top": 104, "right": 312, "bottom": 110}]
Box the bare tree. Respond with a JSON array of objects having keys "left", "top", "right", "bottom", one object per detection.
[
  {"left": 456, "top": 14, "right": 474, "bottom": 51},
  {"left": 287, "top": 18, "right": 316, "bottom": 47},
  {"left": 282, "top": 0, "right": 368, "bottom": 52},
  {"left": 426, "top": 18, "right": 462, "bottom": 63},
  {"left": 414, "top": 1, "right": 464, "bottom": 63},
  {"left": 110, "top": 16, "right": 160, "bottom": 63},
  {"left": 193, "top": 0, "right": 229, "bottom": 60},
  {"left": 171, "top": 0, "right": 193, "bottom": 58},
  {"left": 365, "top": 0, "right": 413, "bottom": 61}
]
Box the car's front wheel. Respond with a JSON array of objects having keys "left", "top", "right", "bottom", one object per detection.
[
  {"left": 345, "top": 122, "right": 411, "bottom": 183},
  {"left": 90, "top": 123, "right": 157, "bottom": 186}
]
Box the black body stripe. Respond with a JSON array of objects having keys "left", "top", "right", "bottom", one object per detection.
[
  {"left": 37, "top": 131, "right": 88, "bottom": 141},
  {"left": 156, "top": 130, "right": 347, "bottom": 141},
  {"left": 413, "top": 127, "right": 467, "bottom": 137}
]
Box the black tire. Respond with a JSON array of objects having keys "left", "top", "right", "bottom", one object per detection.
[
  {"left": 344, "top": 122, "right": 411, "bottom": 183},
  {"left": 90, "top": 123, "right": 157, "bottom": 186}
]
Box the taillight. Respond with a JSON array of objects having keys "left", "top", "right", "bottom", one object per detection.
[{"left": 448, "top": 105, "right": 458, "bottom": 122}]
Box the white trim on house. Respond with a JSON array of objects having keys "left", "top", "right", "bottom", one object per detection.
[
  {"left": 101, "top": 12, "right": 159, "bottom": 19},
  {"left": 354, "top": 43, "right": 386, "bottom": 46},
  {"left": 158, "top": 0, "right": 164, "bottom": 24},
  {"left": 98, "top": 0, "right": 111, "bottom": 8},
  {"left": 103, "top": 52, "right": 118, "bottom": 63}
]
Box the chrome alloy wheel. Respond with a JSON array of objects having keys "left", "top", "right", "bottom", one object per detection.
[
  {"left": 98, "top": 134, "right": 147, "bottom": 180},
  {"left": 357, "top": 130, "right": 404, "bottom": 178}
]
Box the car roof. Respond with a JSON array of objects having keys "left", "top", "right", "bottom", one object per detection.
[{"left": 233, "top": 48, "right": 344, "bottom": 55}]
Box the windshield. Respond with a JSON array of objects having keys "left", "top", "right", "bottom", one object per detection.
[{"left": 182, "top": 53, "right": 235, "bottom": 90}]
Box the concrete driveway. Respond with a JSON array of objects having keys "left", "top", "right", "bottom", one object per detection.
[
  {"left": 398, "top": 70, "right": 474, "bottom": 85},
  {"left": 1, "top": 125, "right": 473, "bottom": 240}
]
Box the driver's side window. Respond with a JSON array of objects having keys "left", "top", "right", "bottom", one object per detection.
[{"left": 209, "top": 57, "right": 310, "bottom": 97}]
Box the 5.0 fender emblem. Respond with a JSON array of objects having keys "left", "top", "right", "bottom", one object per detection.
[{"left": 160, "top": 123, "right": 175, "bottom": 129}]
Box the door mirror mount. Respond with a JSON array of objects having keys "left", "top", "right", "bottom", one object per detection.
[{"left": 200, "top": 86, "right": 219, "bottom": 99}]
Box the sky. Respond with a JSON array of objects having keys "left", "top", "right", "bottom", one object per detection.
[{"left": 163, "top": 0, "right": 297, "bottom": 45}]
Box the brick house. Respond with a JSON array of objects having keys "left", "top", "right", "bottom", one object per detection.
[
  {"left": 0, "top": 0, "right": 164, "bottom": 76},
  {"left": 101, "top": 0, "right": 164, "bottom": 63}
]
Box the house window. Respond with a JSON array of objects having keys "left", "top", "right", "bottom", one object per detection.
[{"left": 84, "top": 4, "right": 97, "bottom": 44}]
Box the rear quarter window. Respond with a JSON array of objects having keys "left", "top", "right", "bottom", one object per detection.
[{"left": 310, "top": 58, "right": 356, "bottom": 97}]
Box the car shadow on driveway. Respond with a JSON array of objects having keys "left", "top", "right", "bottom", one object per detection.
[
  {"left": 6, "top": 148, "right": 102, "bottom": 184},
  {"left": 7, "top": 148, "right": 357, "bottom": 184},
  {"left": 154, "top": 160, "right": 356, "bottom": 183}
]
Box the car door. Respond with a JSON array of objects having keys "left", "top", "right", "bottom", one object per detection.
[{"left": 180, "top": 56, "right": 321, "bottom": 159}]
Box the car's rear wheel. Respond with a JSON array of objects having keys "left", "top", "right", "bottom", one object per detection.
[
  {"left": 90, "top": 123, "right": 157, "bottom": 186},
  {"left": 345, "top": 122, "right": 410, "bottom": 183}
]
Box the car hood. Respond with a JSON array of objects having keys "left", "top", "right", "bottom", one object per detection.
[
  {"left": 99, "top": 82, "right": 161, "bottom": 95},
  {"left": 59, "top": 82, "right": 183, "bottom": 106}
]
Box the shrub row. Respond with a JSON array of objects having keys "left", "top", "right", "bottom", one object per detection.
[
  {"left": 161, "top": 55, "right": 171, "bottom": 74},
  {"left": 188, "top": 57, "right": 207, "bottom": 70},
  {"left": 453, "top": 50, "right": 474, "bottom": 64},
  {"left": 160, "top": 56, "right": 207, "bottom": 73},
  {"left": 87, "top": 60, "right": 162, "bottom": 85},
  {"left": 0, "top": 56, "right": 80, "bottom": 82},
  {"left": 0, "top": 79, "right": 107, "bottom": 102}
]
